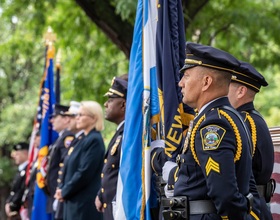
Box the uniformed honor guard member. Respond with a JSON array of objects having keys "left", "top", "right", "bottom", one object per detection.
[
  {"left": 5, "top": 142, "right": 29, "bottom": 220},
  {"left": 95, "top": 76, "right": 128, "bottom": 220},
  {"left": 54, "top": 101, "right": 84, "bottom": 220},
  {"left": 45, "top": 104, "right": 75, "bottom": 217},
  {"left": 162, "top": 42, "right": 260, "bottom": 220},
  {"left": 228, "top": 61, "right": 275, "bottom": 219}
]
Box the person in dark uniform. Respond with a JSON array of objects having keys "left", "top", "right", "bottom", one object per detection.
[
  {"left": 55, "top": 101, "right": 105, "bottom": 220},
  {"left": 5, "top": 142, "right": 29, "bottom": 220},
  {"left": 45, "top": 104, "right": 75, "bottom": 218},
  {"left": 54, "top": 101, "right": 84, "bottom": 220},
  {"left": 95, "top": 76, "right": 128, "bottom": 220},
  {"left": 228, "top": 61, "right": 275, "bottom": 220},
  {"left": 162, "top": 42, "right": 260, "bottom": 219}
]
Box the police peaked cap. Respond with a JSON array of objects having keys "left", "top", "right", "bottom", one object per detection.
[
  {"left": 52, "top": 104, "right": 70, "bottom": 117},
  {"left": 104, "top": 77, "right": 128, "bottom": 99},
  {"left": 13, "top": 142, "right": 29, "bottom": 151},
  {"left": 180, "top": 42, "right": 240, "bottom": 74},
  {"left": 64, "top": 101, "right": 80, "bottom": 116},
  {"left": 231, "top": 61, "right": 268, "bottom": 92}
]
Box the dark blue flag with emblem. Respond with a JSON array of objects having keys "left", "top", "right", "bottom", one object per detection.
[
  {"left": 32, "top": 44, "right": 58, "bottom": 220},
  {"left": 156, "top": 0, "right": 194, "bottom": 160}
]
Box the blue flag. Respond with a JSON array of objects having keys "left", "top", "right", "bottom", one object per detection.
[
  {"left": 156, "top": 0, "right": 194, "bottom": 160},
  {"left": 115, "top": 0, "right": 159, "bottom": 219},
  {"left": 32, "top": 45, "right": 58, "bottom": 220}
]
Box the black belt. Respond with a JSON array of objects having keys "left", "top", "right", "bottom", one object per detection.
[
  {"left": 188, "top": 200, "right": 216, "bottom": 214},
  {"left": 162, "top": 197, "right": 216, "bottom": 215}
]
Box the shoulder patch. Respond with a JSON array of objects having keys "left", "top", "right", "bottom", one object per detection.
[
  {"left": 200, "top": 125, "right": 226, "bottom": 151},
  {"left": 111, "top": 135, "right": 122, "bottom": 155},
  {"left": 64, "top": 136, "right": 74, "bottom": 148}
]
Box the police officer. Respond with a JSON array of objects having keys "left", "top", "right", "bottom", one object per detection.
[
  {"left": 5, "top": 142, "right": 29, "bottom": 220},
  {"left": 46, "top": 104, "right": 75, "bottom": 218},
  {"left": 162, "top": 42, "right": 259, "bottom": 219},
  {"left": 54, "top": 101, "right": 84, "bottom": 220},
  {"left": 228, "top": 61, "right": 274, "bottom": 219},
  {"left": 95, "top": 76, "right": 128, "bottom": 220}
]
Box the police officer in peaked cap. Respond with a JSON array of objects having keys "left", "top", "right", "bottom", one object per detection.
[
  {"left": 95, "top": 75, "right": 128, "bottom": 220},
  {"left": 45, "top": 104, "right": 75, "bottom": 219},
  {"left": 228, "top": 61, "right": 274, "bottom": 220},
  {"left": 54, "top": 101, "right": 85, "bottom": 220},
  {"left": 162, "top": 42, "right": 260, "bottom": 219},
  {"left": 5, "top": 142, "right": 29, "bottom": 220}
]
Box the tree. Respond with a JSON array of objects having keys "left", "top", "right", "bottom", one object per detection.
[{"left": 74, "top": 0, "right": 280, "bottom": 125}]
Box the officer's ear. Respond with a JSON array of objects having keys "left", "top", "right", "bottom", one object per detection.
[
  {"left": 237, "top": 85, "right": 247, "bottom": 99},
  {"left": 121, "top": 100, "right": 126, "bottom": 112},
  {"left": 202, "top": 74, "right": 213, "bottom": 92}
]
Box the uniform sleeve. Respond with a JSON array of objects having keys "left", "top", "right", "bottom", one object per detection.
[{"left": 196, "top": 118, "right": 249, "bottom": 218}]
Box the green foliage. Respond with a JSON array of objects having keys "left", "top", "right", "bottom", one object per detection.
[
  {"left": 187, "top": 0, "right": 280, "bottom": 125},
  {"left": 0, "top": 157, "right": 16, "bottom": 187},
  {"left": 112, "top": 0, "right": 137, "bottom": 22},
  {"left": 0, "top": 0, "right": 128, "bottom": 151}
]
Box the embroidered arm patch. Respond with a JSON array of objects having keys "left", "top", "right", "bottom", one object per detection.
[
  {"left": 205, "top": 157, "right": 220, "bottom": 176},
  {"left": 64, "top": 136, "right": 74, "bottom": 148},
  {"left": 200, "top": 125, "right": 226, "bottom": 151}
]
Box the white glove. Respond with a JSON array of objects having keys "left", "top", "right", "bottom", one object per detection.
[
  {"left": 162, "top": 161, "right": 177, "bottom": 182},
  {"left": 164, "top": 184, "right": 174, "bottom": 198},
  {"left": 112, "top": 200, "right": 116, "bottom": 219},
  {"left": 150, "top": 139, "right": 165, "bottom": 151},
  {"left": 52, "top": 199, "right": 58, "bottom": 211}
]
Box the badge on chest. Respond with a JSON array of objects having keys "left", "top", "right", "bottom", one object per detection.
[{"left": 111, "top": 135, "right": 122, "bottom": 155}]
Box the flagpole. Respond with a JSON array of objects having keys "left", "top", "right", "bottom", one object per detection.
[{"left": 55, "top": 49, "right": 61, "bottom": 104}]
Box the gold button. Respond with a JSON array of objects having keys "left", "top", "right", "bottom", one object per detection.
[
  {"left": 103, "top": 203, "right": 107, "bottom": 208},
  {"left": 104, "top": 159, "right": 107, "bottom": 163},
  {"left": 101, "top": 173, "right": 104, "bottom": 178},
  {"left": 112, "top": 164, "right": 115, "bottom": 168},
  {"left": 59, "top": 163, "right": 64, "bottom": 167},
  {"left": 58, "top": 171, "right": 62, "bottom": 175},
  {"left": 57, "top": 179, "right": 61, "bottom": 183},
  {"left": 101, "top": 188, "right": 104, "bottom": 193}
]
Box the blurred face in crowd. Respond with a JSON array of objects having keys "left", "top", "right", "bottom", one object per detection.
[
  {"left": 76, "top": 106, "right": 96, "bottom": 134},
  {"left": 51, "top": 115, "right": 69, "bottom": 132},
  {"left": 34, "top": 135, "right": 41, "bottom": 148},
  {"left": 68, "top": 115, "right": 78, "bottom": 133},
  {"left": 13, "top": 150, "right": 28, "bottom": 165},
  {"left": 104, "top": 97, "right": 125, "bottom": 124}
]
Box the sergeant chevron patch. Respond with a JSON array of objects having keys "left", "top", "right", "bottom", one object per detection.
[{"left": 205, "top": 157, "right": 220, "bottom": 176}]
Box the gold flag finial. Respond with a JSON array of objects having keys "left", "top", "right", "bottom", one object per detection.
[{"left": 44, "top": 26, "right": 56, "bottom": 46}]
